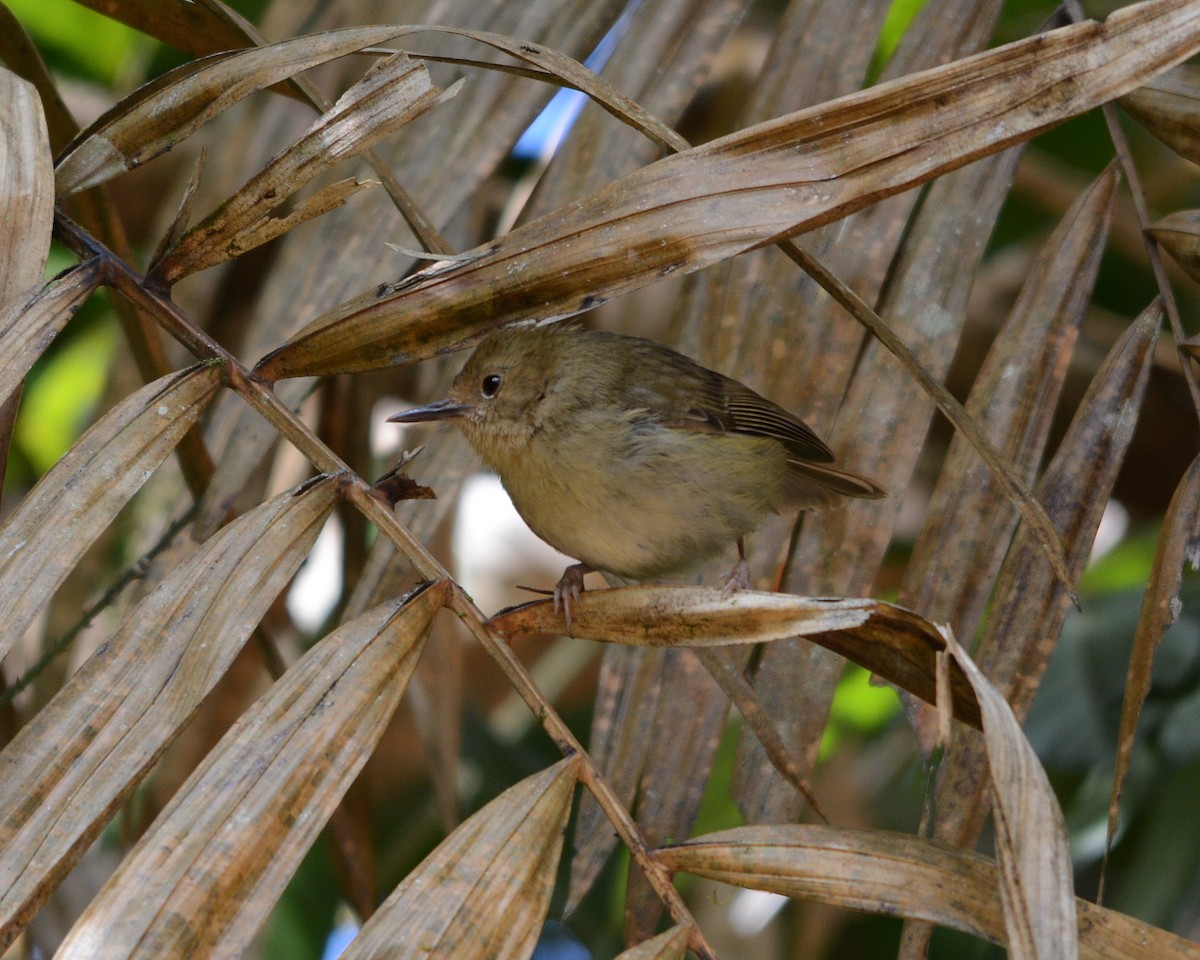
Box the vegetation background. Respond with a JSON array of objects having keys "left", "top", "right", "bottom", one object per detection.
[{"left": 1, "top": 0, "right": 1200, "bottom": 958}]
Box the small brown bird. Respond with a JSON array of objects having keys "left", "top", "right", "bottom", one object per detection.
[{"left": 390, "top": 323, "right": 885, "bottom": 628}]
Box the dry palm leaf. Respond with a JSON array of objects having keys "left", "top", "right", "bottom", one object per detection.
[
  {"left": 338, "top": 758, "right": 579, "bottom": 960},
  {"left": 929, "top": 305, "right": 1161, "bottom": 853},
  {"left": 52, "top": 582, "right": 446, "bottom": 960},
  {"left": 1119, "top": 62, "right": 1200, "bottom": 166},
  {"left": 0, "top": 475, "right": 338, "bottom": 951},
  {"left": 657, "top": 824, "right": 1200, "bottom": 960},
  {"left": 257, "top": 0, "right": 1200, "bottom": 379},
  {"left": 491, "top": 588, "right": 982, "bottom": 729},
  {"left": 0, "top": 365, "right": 221, "bottom": 664}
]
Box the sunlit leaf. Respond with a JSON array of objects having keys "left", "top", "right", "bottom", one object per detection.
[
  {"left": 657, "top": 824, "right": 1200, "bottom": 959},
  {"left": 0, "top": 67, "right": 55, "bottom": 497},
  {"left": 0, "top": 69, "right": 53, "bottom": 305}
]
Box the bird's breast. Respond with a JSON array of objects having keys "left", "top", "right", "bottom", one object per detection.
[{"left": 492, "top": 417, "right": 788, "bottom": 579}]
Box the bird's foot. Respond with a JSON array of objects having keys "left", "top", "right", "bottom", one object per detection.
[
  {"left": 553, "top": 563, "right": 593, "bottom": 635},
  {"left": 721, "top": 559, "right": 751, "bottom": 597},
  {"left": 721, "top": 537, "right": 751, "bottom": 597}
]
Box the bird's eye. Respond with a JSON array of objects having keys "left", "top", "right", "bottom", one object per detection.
[{"left": 481, "top": 374, "right": 502, "bottom": 398}]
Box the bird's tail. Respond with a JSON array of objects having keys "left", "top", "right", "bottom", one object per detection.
[{"left": 782, "top": 459, "right": 887, "bottom": 510}]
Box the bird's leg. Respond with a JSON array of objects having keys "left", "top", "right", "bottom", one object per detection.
[
  {"left": 722, "top": 538, "right": 751, "bottom": 595},
  {"left": 553, "top": 562, "right": 593, "bottom": 635}
]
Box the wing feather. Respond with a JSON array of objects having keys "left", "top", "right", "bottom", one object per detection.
[{"left": 608, "top": 331, "right": 886, "bottom": 501}]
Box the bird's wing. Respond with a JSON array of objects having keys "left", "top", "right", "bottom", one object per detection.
[
  {"left": 623, "top": 341, "right": 835, "bottom": 463},
  {"left": 715, "top": 374, "right": 836, "bottom": 463},
  {"left": 617, "top": 336, "right": 887, "bottom": 503}
]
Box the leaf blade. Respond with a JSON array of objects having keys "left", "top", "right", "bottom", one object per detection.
[
  {"left": 0, "top": 475, "right": 338, "bottom": 951},
  {"left": 257, "top": 0, "right": 1200, "bottom": 378},
  {"left": 54, "top": 26, "right": 434, "bottom": 195},
  {"left": 489, "top": 587, "right": 983, "bottom": 729},
  {"left": 657, "top": 824, "right": 1200, "bottom": 959},
  {"left": 53, "top": 582, "right": 448, "bottom": 960},
  {"left": 340, "top": 758, "right": 579, "bottom": 960},
  {"left": 0, "top": 363, "right": 221, "bottom": 664}
]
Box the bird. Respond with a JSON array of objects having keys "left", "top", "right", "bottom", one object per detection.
[{"left": 390, "top": 322, "right": 885, "bottom": 630}]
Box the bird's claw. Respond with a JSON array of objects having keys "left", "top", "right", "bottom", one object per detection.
[
  {"left": 553, "top": 563, "right": 592, "bottom": 635},
  {"left": 721, "top": 558, "right": 751, "bottom": 597}
]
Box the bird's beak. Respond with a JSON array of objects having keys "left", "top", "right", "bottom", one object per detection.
[{"left": 388, "top": 399, "right": 471, "bottom": 423}]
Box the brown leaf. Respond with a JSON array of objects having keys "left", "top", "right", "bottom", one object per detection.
[
  {"left": 931, "top": 304, "right": 1161, "bottom": 861},
  {"left": 0, "top": 8, "right": 80, "bottom": 154},
  {"left": 0, "top": 70, "right": 53, "bottom": 306},
  {"left": 1120, "top": 63, "right": 1200, "bottom": 165},
  {"left": 656, "top": 824, "right": 1200, "bottom": 959},
  {"left": 900, "top": 164, "right": 1118, "bottom": 748},
  {"left": 0, "top": 364, "right": 221, "bottom": 665},
  {"left": 659, "top": 824, "right": 1005, "bottom": 943},
  {"left": 0, "top": 260, "right": 105, "bottom": 410},
  {"left": 492, "top": 586, "right": 872, "bottom": 645},
  {"left": 990, "top": 303, "right": 1162, "bottom": 715},
  {"left": 153, "top": 52, "right": 453, "bottom": 284},
  {"left": 0, "top": 68, "right": 54, "bottom": 502},
  {"left": 53, "top": 582, "right": 447, "bottom": 960},
  {"left": 567, "top": 646, "right": 666, "bottom": 915},
  {"left": 69, "top": 0, "right": 258, "bottom": 63},
  {"left": 941, "top": 628, "right": 1076, "bottom": 960},
  {"left": 1105, "top": 454, "right": 1200, "bottom": 876},
  {"left": 490, "top": 587, "right": 982, "bottom": 729},
  {"left": 0, "top": 475, "right": 338, "bottom": 952},
  {"left": 614, "top": 925, "right": 690, "bottom": 960},
  {"left": 1148, "top": 209, "right": 1200, "bottom": 285},
  {"left": 191, "top": 379, "right": 308, "bottom": 540},
  {"left": 54, "top": 26, "right": 433, "bottom": 196},
  {"left": 257, "top": 0, "right": 1200, "bottom": 379},
  {"left": 338, "top": 758, "right": 580, "bottom": 960},
  {"left": 623, "top": 650, "right": 727, "bottom": 942},
  {"left": 147, "top": 145, "right": 208, "bottom": 268}
]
